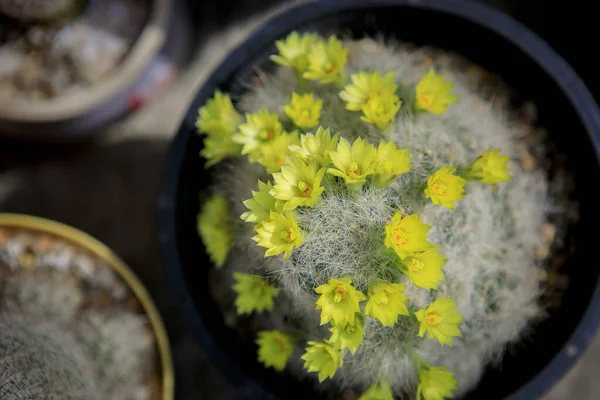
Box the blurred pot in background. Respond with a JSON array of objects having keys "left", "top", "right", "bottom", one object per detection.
[{"left": 0, "top": 0, "right": 193, "bottom": 141}]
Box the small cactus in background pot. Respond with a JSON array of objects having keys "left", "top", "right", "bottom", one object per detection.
[{"left": 195, "top": 32, "right": 560, "bottom": 398}]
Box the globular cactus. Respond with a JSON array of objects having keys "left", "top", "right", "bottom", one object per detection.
[
  {"left": 0, "top": 0, "right": 81, "bottom": 21},
  {"left": 0, "top": 270, "right": 83, "bottom": 323},
  {"left": 75, "top": 310, "right": 155, "bottom": 399},
  {"left": 195, "top": 33, "right": 560, "bottom": 399},
  {"left": 0, "top": 314, "right": 100, "bottom": 400}
]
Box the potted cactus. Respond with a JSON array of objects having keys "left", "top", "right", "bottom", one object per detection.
[
  {"left": 159, "top": 1, "right": 600, "bottom": 399},
  {"left": 0, "top": 214, "right": 174, "bottom": 400}
]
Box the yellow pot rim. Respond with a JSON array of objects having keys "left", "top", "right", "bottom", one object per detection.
[{"left": 0, "top": 213, "right": 174, "bottom": 400}]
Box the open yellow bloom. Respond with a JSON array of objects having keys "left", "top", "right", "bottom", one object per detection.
[
  {"left": 253, "top": 211, "right": 303, "bottom": 260},
  {"left": 397, "top": 246, "right": 446, "bottom": 290},
  {"left": 360, "top": 92, "right": 402, "bottom": 130},
  {"left": 327, "top": 137, "right": 377, "bottom": 185},
  {"left": 301, "top": 341, "right": 343, "bottom": 382},
  {"left": 232, "top": 273, "right": 278, "bottom": 315},
  {"left": 197, "top": 195, "right": 235, "bottom": 268},
  {"left": 315, "top": 278, "right": 366, "bottom": 327},
  {"left": 359, "top": 379, "right": 394, "bottom": 400},
  {"left": 415, "top": 298, "right": 463, "bottom": 346},
  {"left": 196, "top": 90, "right": 242, "bottom": 136},
  {"left": 256, "top": 330, "right": 295, "bottom": 372},
  {"left": 303, "top": 35, "right": 348, "bottom": 85},
  {"left": 288, "top": 126, "right": 340, "bottom": 169},
  {"left": 424, "top": 167, "right": 467, "bottom": 209},
  {"left": 364, "top": 281, "right": 409, "bottom": 327},
  {"left": 200, "top": 134, "right": 242, "bottom": 168},
  {"left": 462, "top": 148, "right": 511, "bottom": 185},
  {"left": 340, "top": 70, "right": 398, "bottom": 111},
  {"left": 416, "top": 365, "right": 458, "bottom": 400},
  {"left": 232, "top": 109, "right": 282, "bottom": 161},
  {"left": 372, "top": 140, "right": 412, "bottom": 187},
  {"left": 256, "top": 131, "right": 300, "bottom": 174},
  {"left": 240, "top": 180, "right": 282, "bottom": 225},
  {"left": 284, "top": 92, "right": 323, "bottom": 129},
  {"left": 415, "top": 69, "right": 459, "bottom": 115},
  {"left": 271, "top": 156, "right": 326, "bottom": 211},
  {"left": 384, "top": 212, "right": 434, "bottom": 259},
  {"left": 329, "top": 314, "right": 365, "bottom": 354},
  {"left": 270, "top": 31, "right": 320, "bottom": 75}
]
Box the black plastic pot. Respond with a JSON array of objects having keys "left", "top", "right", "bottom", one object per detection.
[{"left": 158, "top": 1, "right": 600, "bottom": 399}]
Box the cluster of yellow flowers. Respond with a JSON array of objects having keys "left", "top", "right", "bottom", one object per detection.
[{"left": 195, "top": 31, "right": 513, "bottom": 400}]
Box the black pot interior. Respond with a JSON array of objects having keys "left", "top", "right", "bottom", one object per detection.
[{"left": 172, "top": 4, "right": 599, "bottom": 399}]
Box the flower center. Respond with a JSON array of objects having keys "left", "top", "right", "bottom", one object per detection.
[
  {"left": 393, "top": 227, "right": 408, "bottom": 245},
  {"left": 420, "top": 93, "right": 433, "bottom": 107},
  {"left": 324, "top": 61, "right": 335, "bottom": 74},
  {"left": 376, "top": 104, "right": 386, "bottom": 116},
  {"left": 300, "top": 109, "right": 311, "bottom": 121},
  {"left": 275, "top": 337, "right": 288, "bottom": 351},
  {"left": 426, "top": 312, "right": 442, "bottom": 326},
  {"left": 298, "top": 181, "right": 313, "bottom": 197},
  {"left": 333, "top": 287, "right": 347, "bottom": 303},
  {"left": 432, "top": 180, "right": 447, "bottom": 195},
  {"left": 381, "top": 160, "right": 393, "bottom": 173},
  {"left": 409, "top": 258, "right": 424, "bottom": 272},
  {"left": 259, "top": 129, "right": 275, "bottom": 141},
  {"left": 280, "top": 228, "right": 294, "bottom": 243},
  {"left": 347, "top": 162, "right": 360, "bottom": 177}
]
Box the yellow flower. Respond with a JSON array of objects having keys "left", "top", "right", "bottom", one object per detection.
[
  {"left": 270, "top": 31, "right": 320, "bottom": 75},
  {"left": 416, "top": 365, "right": 458, "bottom": 400},
  {"left": 284, "top": 92, "right": 323, "bottom": 129},
  {"left": 415, "top": 69, "right": 459, "bottom": 115},
  {"left": 397, "top": 246, "right": 446, "bottom": 290},
  {"left": 364, "top": 281, "right": 409, "bottom": 327},
  {"left": 256, "top": 330, "right": 295, "bottom": 371},
  {"left": 327, "top": 137, "right": 378, "bottom": 185},
  {"left": 253, "top": 211, "right": 303, "bottom": 259},
  {"left": 315, "top": 277, "right": 366, "bottom": 327},
  {"left": 340, "top": 70, "right": 398, "bottom": 111},
  {"left": 200, "top": 134, "right": 242, "bottom": 168},
  {"left": 197, "top": 195, "right": 235, "bottom": 268},
  {"left": 232, "top": 273, "right": 278, "bottom": 315},
  {"left": 271, "top": 156, "right": 326, "bottom": 211},
  {"left": 256, "top": 131, "right": 300, "bottom": 174},
  {"left": 288, "top": 126, "right": 340, "bottom": 169},
  {"left": 359, "top": 379, "right": 394, "bottom": 400},
  {"left": 196, "top": 90, "right": 242, "bottom": 136},
  {"left": 240, "top": 180, "right": 281, "bottom": 225},
  {"left": 360, "top": 92, "right": 402, "bottom": 130},
  {"left": 462, "top": 148, "right": 511, "bottom": 185},
  {"left": 328, "top": 314, "right": 365, "bottom": 354},
  {"left": 301, "top": 341, "right": 343, "bottom": 382},
  {"left": 232, "top": 110, "right": 282, "bottom": 161},
  {"left": 303, "top": 35, "right": 348, "bottom": 85},
  {"left": 384, "top": 212, "right": 434, "bottom": 259},
  {"left": 424, "top": 167, "right": 467, "bottom": 209},
  {"left": 415, "top": 298, "right": 463, "bottom": 346},
  {"left": 372, "top": 140, "right": 412, "bottom": 187}
]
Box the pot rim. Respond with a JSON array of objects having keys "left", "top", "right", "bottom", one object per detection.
[
  {"left": 0, "top": 0, "right": 171, "bottom": 122},
  {"left": 159, "top": 1, "right": 600, "bottom": 399},
  {"left": 0, "top": 213, "right": 175, "bottom": 400}
]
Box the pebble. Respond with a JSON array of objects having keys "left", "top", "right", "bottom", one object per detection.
[
  {"left": 0, "top": 46, "right": 25, "bottom": 78},
  {"left": 14, "top": 53, "right": 42, "bottom": 90}
]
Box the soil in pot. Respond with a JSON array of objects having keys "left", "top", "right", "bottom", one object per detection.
[
  {"left": 0, "top": 0, "right": 149, "bottom": 101},
  {"left": 0, "top": 221, "right": 164, "bottom": 400},
  {"left": 162, "top": 4, "right": 599, "bottom": 400}
]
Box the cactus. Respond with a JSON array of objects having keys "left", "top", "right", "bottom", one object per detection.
[
  {"left": 0, "top": 314, "right": 100, "bottom": 400},
  {"left": 0, "top": 0, "right": 81, "bottom": 21},
  {"left": 0, "top": 270, "right": 83, "bottom": 323},
  {"left": 194, "top": 34, "right": 560, "bottom": 399},
  {"left": 75, "top": 310, "right": 155, "bottom": 398}
]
